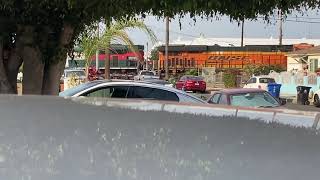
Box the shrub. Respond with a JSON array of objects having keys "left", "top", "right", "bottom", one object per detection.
[
  {"left": 223, "top": 72, "right": 237, "bottom": 88},
  {"left": 185, "top": 69, "right": 198, "bottom": 76}
]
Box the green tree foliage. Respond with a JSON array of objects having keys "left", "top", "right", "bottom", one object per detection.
[
  {"left": 0, "top": 0, "right": 317, "bottom": 94},
  {"left": 80, "top": 19, "right": 157, "bottom": 79},
  {"left": 185, "top": 69, "right": 199, "bottom": 76},
  {"left": 150, "top": 47, "right": 159, "bottom": 61},
  {"left": 223, "top": 69, "right": 240, "bottom": 88},
  {"left": 243, "top": 64, "right": 285, "bottom": 76}
]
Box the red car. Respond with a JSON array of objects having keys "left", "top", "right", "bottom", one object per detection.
[{"left": 175, "top": 75, "right": 206, "bottom": 93}]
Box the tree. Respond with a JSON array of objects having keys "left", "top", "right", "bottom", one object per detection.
[
  {"left": 0, "top": 0, "right": 315, "bottom": 95},
  {"left": 80, "top": 19, "right": 157, "bottom": 80},
  {"left": 99, "top": 20, "right": 157, "bottom": 79}
]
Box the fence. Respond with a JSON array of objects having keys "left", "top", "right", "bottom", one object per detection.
[
  {"left": 268, "top": 71, "right": 320, "bottom": 97},
  {"left": 202, "top": 68, "right": 224, "bottom": 88}
]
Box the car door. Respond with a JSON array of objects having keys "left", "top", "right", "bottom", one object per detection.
[
  {"left": 82, "top": 86, "right": 130, "bottom": 98},
  {"left": 127, "top": 86, "right": 179, "bottom": 102}
]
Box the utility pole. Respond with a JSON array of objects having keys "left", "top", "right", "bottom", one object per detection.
[
  {"left": 278, "top": 10, "right": 283, "bottom": 46},
  {"left": 146, "top": 42, "right": 148, "bottom": 70},
  {"left": 105, "top": 19, "right": 111, "bottom": 80},
  {"left": 165, "top": 16, "right": 169, "bottom": 80},
  {"left": 241, "top": 19, "right": 244, "bottom": 47},
  {"left": 95, "top": 22, "right": 99, "bottom": 71}
]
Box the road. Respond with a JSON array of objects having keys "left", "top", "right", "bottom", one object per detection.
[{"left": 191, "top": 92, "right": 320, "bottom": 112}]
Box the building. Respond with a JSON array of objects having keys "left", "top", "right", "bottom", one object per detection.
[{"left": 287, "top": 46, "right": 320, "bottom": 72}]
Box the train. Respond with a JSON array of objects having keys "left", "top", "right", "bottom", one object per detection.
[{"left": 157, "top": 45, "right": 294, "bottom": 73}]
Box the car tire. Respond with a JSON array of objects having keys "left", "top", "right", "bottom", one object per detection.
[{"left": 314, "top": 94, "right": 320, "bottom": 107}]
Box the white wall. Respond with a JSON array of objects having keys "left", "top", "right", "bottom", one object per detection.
[{"left": 287, "top": 57, "right": 303, "bottom": 71}]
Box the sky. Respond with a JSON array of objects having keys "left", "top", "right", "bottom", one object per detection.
[{"left": 125, "top": 9, "right": 320, "bottom": 52}]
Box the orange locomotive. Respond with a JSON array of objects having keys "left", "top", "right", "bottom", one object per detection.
[{"left": 158, "top": 45, "right": 292, "bottom": 72}]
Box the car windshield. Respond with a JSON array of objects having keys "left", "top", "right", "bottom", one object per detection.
[
  {"left": 230, "top": 92, "right": 280, "bottom": 107},
  {"left": 59, "top": 81, "right": 102, "bottom": 97},
  {"left": 141, "top": 71, "right": 155, "bottom": 76},
  {"left": 259, "top": 78, "right": 275, "bottom": 83},
  {"left": 65, "top": 71, "right": 85, "bottom": 77}
]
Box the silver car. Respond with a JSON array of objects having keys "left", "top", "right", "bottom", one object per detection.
[{"left": 59, "top": 80, "right": 206, "bottom": 104}]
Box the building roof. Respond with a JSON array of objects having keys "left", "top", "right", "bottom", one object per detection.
[{"left": 288, "top": 45, "right": 320, "bottom": 56}]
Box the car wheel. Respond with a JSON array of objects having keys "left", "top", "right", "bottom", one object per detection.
[{"left": 314, "top": 94, "right": 320, "bottom": 107}]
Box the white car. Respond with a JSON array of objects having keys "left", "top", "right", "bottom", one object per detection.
[
  {"left": 134, "top": 70, "right": 159, "bottom": 81},
  {"left": 63, "top": 69, "right": 86, "bottom": 90},
  {"left": 313, "top": 89, "right": 320, "bottom": 107},
  {"left": 59, "top": 80, "right": 205, "bottom": 104},
  {"left": 243, "top": 76, "right": 276, "bottom": 90}
]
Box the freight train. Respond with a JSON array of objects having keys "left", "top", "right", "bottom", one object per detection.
[{"left": 157, "top": 45, "right": 294, "bottom": 73}]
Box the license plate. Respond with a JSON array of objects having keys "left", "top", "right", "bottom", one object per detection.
[{"left": 195, "top": 83, "right": 199, "bottom": 86}]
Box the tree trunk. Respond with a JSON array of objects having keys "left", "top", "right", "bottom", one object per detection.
[
  {"left": 18, "top": 26, "right": 45, "bottom": 95},
  {"left": 22, "top": 46, "right": 44, "bottom": 94},
  {"left": 105, "top": 48, "right": 110, "bottom": 80},
  {"left": 42, "top": 59, "right": 66, "bottom": 95},
  {"left": 41, "top": 23, "right": 74, "bottom": 95},
  {"left": 0, "top": 38, "right": 14, "bottom": 94}
]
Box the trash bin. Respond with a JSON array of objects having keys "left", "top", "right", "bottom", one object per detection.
[
  {"left": 267, "top": 83, "right": 282, "bottom": 99},
  {"left": 296, "top": 86, "right": 312, "bottom": 105}
]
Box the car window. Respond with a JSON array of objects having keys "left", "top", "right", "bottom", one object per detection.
[
  {"left": 209, "top": 93, "right": 221, "bottom": 104},
  {"left": 128, "top": 86, "right": 179, "bottom": 102},
  {"left": 59, "top": 81, "right": 102, "bottom": 97},
  {"left": 84, "top": 86, "right": 129, "bottom": 98},
  {"left": 186, "top": 76, "right": 204, "bottom": 81},
  {"left": 219, "top": 94, "right": 228, "bottom": 105},
  {"left": 247, "top": 78, "right": 257, "bottom": 84},
  {"left": 178, "top": 94, "right": 205, "bottom": 104},
  {"left": 259, "top": 78, "right": 275, "bottom": 84},
  {"left": 180, "top": 76, "right": 186, "bottom": 81},
  {"left": 230, "top": 92, "right": 280, "bottom": 107}
]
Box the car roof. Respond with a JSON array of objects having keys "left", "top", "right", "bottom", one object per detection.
[
  {"left": 76, "top": 80, "right": 205, "bottom": 102},
  {"left": 218, "top": 88, "right": 267, "bottom": 95}
]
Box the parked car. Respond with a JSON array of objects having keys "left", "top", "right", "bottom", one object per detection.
[
  {"left": 313, "top": 89, "right": 320, "bottom": 107},
  {"left": 243, "top": 76, "right": 276, "bottom": 90},
  {"left": 134, "top": 70, "right": 159, "bottom": 81},
  {"left": 141, "top": 79, "right": 174, "bottom": 87},
  {"left": 59, "top": 80, "right": 206, "bottom": 104},
  {"left": 175, "top": 75, "right": 206, "bottom": 93},
  {"left": 207, "top": 88, "right": 285, "bottom": 108},
  {"left": 62, "top": 69, "right": 87, "bottom": 90}
]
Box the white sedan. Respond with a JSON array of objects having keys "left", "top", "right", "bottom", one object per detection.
[{"left": 59, "top": 80, "right": 205, "bottom": 104}]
